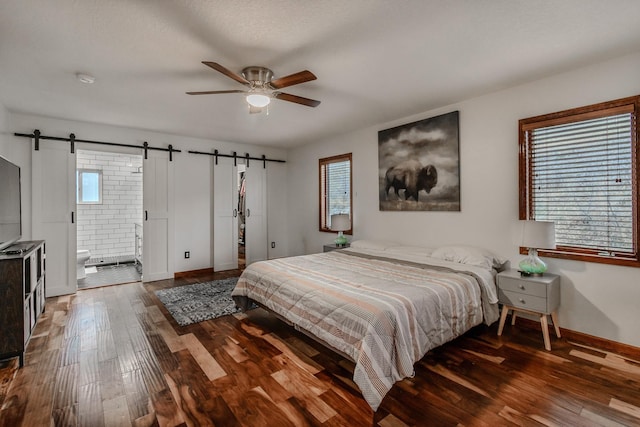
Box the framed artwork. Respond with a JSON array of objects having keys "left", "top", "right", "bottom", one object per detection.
[{"left": 378, "top": 110, "right": 460, "bottom": 211}]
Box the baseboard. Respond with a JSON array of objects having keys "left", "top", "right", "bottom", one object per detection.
[
  {"left": 173, "top": 268, "right": 214, "bottom": 279},
  {"left": 45, "top": 285, "right": 75, "bottom": 297},
  {"left": 514, "top": 316, "right": 640, "bottom": 360}
]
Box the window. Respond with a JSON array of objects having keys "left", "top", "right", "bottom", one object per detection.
[
  {"left": 77, "top": 169, "right": 103, "bottom": 204},
  {"left": 519, "top": 95, "right": 639, "bottom": 267},
  {"left": 319, "top": 153, "right": 352, "bottom": 233}
]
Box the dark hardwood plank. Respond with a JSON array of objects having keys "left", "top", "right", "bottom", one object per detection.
[
  {"left": 98, "top": 357, "right": 125, "bottom": 402},
  {"left": 77, "top": 381, "right": 104, "bottom": 426},
  {"left": 1, "top": 364, "right": 44, "bottom": 427},
  {"left": 0, "top": 358, "right": 17, "bottom": 408},
  {"left": 52, "top": 362, "right": 78, "bottom": 410},
  {"left": 135, "top": 349, "right": 167, "bottom": 396}
]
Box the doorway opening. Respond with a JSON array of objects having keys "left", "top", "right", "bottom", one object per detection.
[
  {"left": 76, "top": 150, "right": 143, "bottom": 289},
  {"left": 238, "top": 164, "right": 246, "bottom": 270}
]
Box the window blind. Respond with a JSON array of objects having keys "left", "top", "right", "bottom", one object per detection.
[
  {"left": 319, "top": 154, "right": 352, "bottom": 232},
  {"left": 326, "top": 160, "right": 350, "bottom": 228},
  {"left": 529, "top": 112, "right": 633, "bottom": 254}
]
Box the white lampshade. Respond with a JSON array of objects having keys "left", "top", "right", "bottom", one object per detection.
[
  {"left": 330, "top": 214, "right": 350, "bottom": 232},
  {"left": 520, "top": 220, "right": 556, "bottom": 249},
  {"left": 246, "top": 93, "right": 271, "bottom": 108}
]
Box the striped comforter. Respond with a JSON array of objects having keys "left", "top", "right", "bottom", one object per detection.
[{"left": 231, "top": 249, "right": 498, "bottom": 410}]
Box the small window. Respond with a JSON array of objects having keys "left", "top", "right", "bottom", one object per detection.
[
  {"left": 77, "top": 169, "right": 103, "bottom": 204},
  {"left": 519, "top": 95, "right": 639, "bottom": 267},
  {"left": 319, "top": 153, "right": 352, "bottom": 233}
]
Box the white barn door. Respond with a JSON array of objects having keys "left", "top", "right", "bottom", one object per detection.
[
  {"left": 142, "top": 151, "right": 174, "bottom": 282},
  {"left": 212, "top": 158, "right": 238, "bottom": 271},
  {"left": 245, "top": 164, "right": 267, "bottom": 265},
  {"left": 32, "top": 139, "right": 76, "bottom": 297}
]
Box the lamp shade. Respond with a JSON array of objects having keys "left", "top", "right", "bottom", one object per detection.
[
  {"left": 330, "top": 214, "right": 350, "bottom": 232},
  {"left": 520, "top": 220, "right": 556, "bottom": 249}
]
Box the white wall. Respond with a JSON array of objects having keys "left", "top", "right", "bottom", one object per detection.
[
  {"left": 0, "top": 103, "right": 7, "bottom": 143},
  {"left": 7, "top": 113, "right": 288, "bottom": 274},
  {"left": 287, "top": 52, "right": 640, "bottom": 348}
]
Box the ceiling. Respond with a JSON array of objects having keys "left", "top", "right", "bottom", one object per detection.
[{"left": 1, "top": 1, "right": 640, "bottom": 148}]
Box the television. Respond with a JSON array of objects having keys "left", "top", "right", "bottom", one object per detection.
[{"left": 0, "top": 155, "right": 22, "bottom": 252}]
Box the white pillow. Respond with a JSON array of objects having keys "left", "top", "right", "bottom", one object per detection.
[
  {"left": 349, "top": 240, "right": 400, "bottom": 251},
  {"left": 431, "top": 245, "right": 507, "bottom": 270},
  {"left": 385, "top": 245, "right": 434, "bottom": 256}
]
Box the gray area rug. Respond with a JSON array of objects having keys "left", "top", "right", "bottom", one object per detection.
[{"left": 155, "top": 278, "right": 241, "bottom": 326}]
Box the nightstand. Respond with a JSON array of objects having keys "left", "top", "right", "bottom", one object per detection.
[
  {"left": 323, "top": 243, "right": 350, "bottom": 252},
  {"left": 496, "top": 269, "right": 561, "bottom": 351}
]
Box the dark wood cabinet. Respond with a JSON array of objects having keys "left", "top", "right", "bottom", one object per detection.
[{"left": 0, "top": 240, "right": 46, "bottom": 366}]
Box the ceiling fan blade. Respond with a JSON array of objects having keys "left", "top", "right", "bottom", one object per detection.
[
  {"left": 202, "top": 61, "right": 250, "bottom": 86},
  {"left": 186, "top": 90, "right": 246, "bottom": 95},
  {"left": 274, "top": 92, "right": 321, "bottom": 107},
  {"left": 269, "top": 70, "right": 317, "bottom": 89}
]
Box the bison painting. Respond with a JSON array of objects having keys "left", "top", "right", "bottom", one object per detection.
[{"left": 384, "top": 159, "right": 438, "bottom": 201}]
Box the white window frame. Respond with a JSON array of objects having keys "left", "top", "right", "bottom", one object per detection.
[{"left": 76, "top": 168, "right": 103, "bottom": 205}]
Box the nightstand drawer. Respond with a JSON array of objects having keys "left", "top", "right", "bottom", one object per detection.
[
  {"left": 499, "top": 289, "right": 548, "bottom": 312},
  {"left": 498, "top": 276, "right": 547, "bottom": 298}
]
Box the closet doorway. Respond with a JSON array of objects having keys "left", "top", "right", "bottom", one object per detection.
[
  {"left": 237, "top": 165, "right": 246, "bottom": 269},
  {"left": 76, "top": 150, "right": 143, "bottom": 289},
  {"left": 213, "top": 159, "right": 267, "bottom": 272}
]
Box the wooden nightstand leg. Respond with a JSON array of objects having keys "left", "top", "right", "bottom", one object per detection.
[
  {"left": 550, "top": 311, "right": 561, "bottom": 338},
  {"left": 497, "top": 306, "right": 509, "bottom": 336},
  {"left": 540, "top": 314, "right": 551, "bottom": 351},
  {"left": 511, "top": 312, "right": 517, "bottom": 325}
]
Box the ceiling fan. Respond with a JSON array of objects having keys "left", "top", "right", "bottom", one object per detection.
[{"left": 186, "top": 61, "right": 321, "bottom": 112}]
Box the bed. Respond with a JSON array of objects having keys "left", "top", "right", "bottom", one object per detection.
[{"left": 231, "top": 240, "right": 505, "bottom": 410}]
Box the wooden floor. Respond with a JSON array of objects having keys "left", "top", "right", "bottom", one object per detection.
[{"left": 1, "top": 270, "right": 640, "bottom": 426}]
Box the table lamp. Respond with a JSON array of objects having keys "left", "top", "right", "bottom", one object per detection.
[
  {"left": 519, "top": 220, "right": 555, "bottom": 276},
  {"left": 330, "top": 214, "right": 350, "bottom": 247}
]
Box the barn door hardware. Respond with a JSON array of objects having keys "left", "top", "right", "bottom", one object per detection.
[
  {"left": 14, "top": 130, "right": 180, "bottom": 161},
  {"left": 187, "top": 150, "right": 285, "bottom": 165}
]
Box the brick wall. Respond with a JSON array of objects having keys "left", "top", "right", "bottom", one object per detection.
[{"left": 76, "top": 150, "right": 143, "bottom": 261}]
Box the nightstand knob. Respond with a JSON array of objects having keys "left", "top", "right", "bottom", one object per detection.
[
  {"left": 519, "top": 285, "right": 525, "bottom": 290},
  {"left": 519, "top": 298, "right": 526, "bottom": 304}
]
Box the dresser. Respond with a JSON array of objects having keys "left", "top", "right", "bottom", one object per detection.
[
  {"left": 496, "top": 269, "right": 560, "bottom": 351},
  {"left": 0, "top": 240, "right": 46, "bottom": 366}
]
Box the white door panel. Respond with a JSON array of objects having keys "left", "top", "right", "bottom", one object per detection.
[
  {"left": 213, "top": 159, "right": 238, "bottom": 271},
  {"left": 245, "top": 164, "right": 267, "bottom": 265},
  {"left": 32, "top": 139, "right": 76, "bottom": 297},
  {"left": 143, "top": 152, "right": 174, "bottom": 282}
]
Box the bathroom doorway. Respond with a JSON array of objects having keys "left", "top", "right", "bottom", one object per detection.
[{"left": 76, "top": 150, "right": 143, "bottom": 289}]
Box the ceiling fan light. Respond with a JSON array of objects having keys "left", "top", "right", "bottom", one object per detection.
[{"left": 246, "top": 93, "right": 271, "bottom": 108}]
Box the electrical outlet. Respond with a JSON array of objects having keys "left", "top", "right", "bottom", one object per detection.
[
  {"left": 271, "top": 242, "right": 276, "bottom": 249},
  {"left": 184, "top": 251, "right": 190, "bottom": 259}
]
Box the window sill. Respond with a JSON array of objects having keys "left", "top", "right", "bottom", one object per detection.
[{"left": 519, "top": 247, "right": 640, "bottom": 268}]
